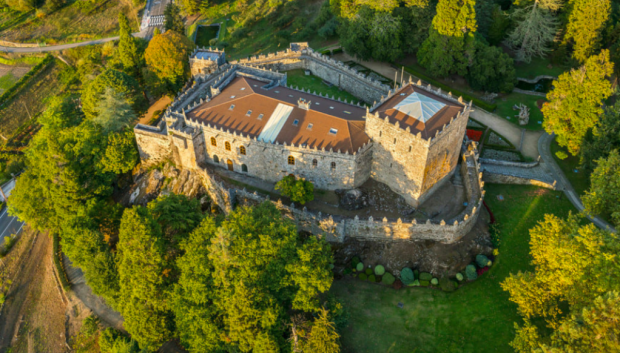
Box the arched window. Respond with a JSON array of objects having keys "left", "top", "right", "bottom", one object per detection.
[
  {"left": 312, "top": 159, "right": 318, "bottom": 168},
  {"left": 331, "top": 162, "right": 336, "bottom": 170},
  {"left": 227, "top": 159, "right": 233, "bottom": 171},
  {"left": 241, "top": 164, "right": 248, "bottom": 172},
  {"left": 213, "top": 154, "right": 219, "bottom": 163},
  {"left": 240, "top": 146, "right": 246, "bottom": 155},
  {"left": 225, "top": 142, "right": 231, "bottom": 151},
  {"left": 288, "top": 156, "right": 295, "bottom": 165},
  {"left": 211, "top": 137, "right": 217, "bottom": 146}
]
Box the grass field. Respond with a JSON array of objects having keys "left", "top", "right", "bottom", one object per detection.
[
  {"left": 495, "top": 92, "right": 546, "bottom": 131},
  {"left": 286, "top": 69, "right": 365, "bottom": 105},
  {"left": 332, "top": 184, "right": 577, "bottom": 353},
  {"left": 550, "top": 140, "right": 590, "bottom": 196},
  {"left": 0, "top": 71, "right": 18, "bottom": 91},
  {"left": 0, "top": 0, "right": 141, "bottom": 44},
  {"left": 514, "top": 57, "right": 569, "bottom": 79}
]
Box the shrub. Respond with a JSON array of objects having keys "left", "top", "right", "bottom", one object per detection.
[
  {"left": 419, "top": 272, "right": 433, "bottom": 281},
  {"left": 275, "top": 175, "right": 314, "bottom": 205},
  {"left": 431, "top": 278, "right": 439, "bottom": 286},
  {"left": 456, "top": 273, "right": 464, "bottom": 281},
  {"left": 209, "top": 38, "right": 218, "bottom": 46},
  {"left": 382, "top": 272, "right": 395, "bottom": 285},
  {"left": 556, "top": 151, "right": 568, "bottom": 160},
  {"left": 414, "top": 269, "right": 419, "bottom": 278},
  {"left": 476, "top": 254, "right": 492, "bottom": 268},
  {"left": 477, "top": 266, "right": 490, "bottom": 276},
  {"left": 374, "top": 265, "right": 385, "bottom": 276},
  {"left": 365, "top": 268, "right": 373, "bottom": 276},
  {"left": 351, "top": 256, "right": 360, "bottom": 268},
  {"left": 466, "top": 265, "right": 478, "bottom": 280},
  {"left": 359, "top": 273, "right": 367, "bottom": 281},
  {"left": 356, "top": 262, "right": 364, "bottom": 271},
  {"left": 420, "top": 280, "right": 430, "bottom": 287},
  {"left": 400, "top": 267, "right": 415, "bottom": 285},
  {"left": 439, "top": 277, "right": 458, "bottom": 292},
  {"left": 368, "top": 275, "right": 376, "bottom": 282},
  {"left": 99, "top": 328, "right": 140, "bottom": 353},
  {"left": 393, "top": 280, "right": 403, "bottom": 290},
  {"left": 411, "top": 280, "right": 420, "bottom": 287}
]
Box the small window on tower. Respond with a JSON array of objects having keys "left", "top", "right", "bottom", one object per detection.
[
  {"left": 394, "top": 138, "right": 397, "bottom": 144},
  {"left": 312, "top": 159, "right": 318, "bottom": 168},
  {"left": 331, "top": 162, "right": 336, "bottom": 170},
  {"left": 288, "top": 156, "right": 295, "bottom": 165},
  {"left": 409, "top": 146, "right": 412, "bottom": 152},
  {"left": 211, "top": 137, "right": 217, "bottom": 146},
  {"left": 225, "top": 142, "right": 231, "bottom": 151}
]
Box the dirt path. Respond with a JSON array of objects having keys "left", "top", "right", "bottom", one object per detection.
[
  {"left": 0, "top": 230, "right": 68, "bottom": 353},
  {"left": 138, "top": 95, "right": 172, "bottom": 126}
]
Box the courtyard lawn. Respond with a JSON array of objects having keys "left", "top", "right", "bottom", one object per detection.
[
  {"left": 494, "top": 92, "right": 546, "bottom": 131},
  {"left": 286, "top": 69, "right": 366, "bottom": 105},
  {"left": 194, "top": 25, "right": 219, "bottom": 48},
  {"left": 550, "top": 140, "right": 590, "bottom": 196},
  {"left": 331, "top": 184, "right": 577, "bottom": 353},
  {"left": 514, "top": 57, "right": 568, "bottom": 79}
]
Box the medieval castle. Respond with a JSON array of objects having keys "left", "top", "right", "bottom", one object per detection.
[{"left": 135, "top": 43, "right": 474, "bottom": 209}]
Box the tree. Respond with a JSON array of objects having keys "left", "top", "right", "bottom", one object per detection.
[
  {"left": 179, "top": 0, "right": 201, "bottom": 15},
  {"left": 98, "top": 130, "right": 139, "bottom": 175},
  {"left": 467, "top": 41, "right": 516, "bottom": 92},
  {"left": 505, "top": 0, "right": 561, "bottom": 63},
  {"left": 93, "top": 87, "right": 137, "bottom": 133},
  {"left": 118, "top": 13, "right": 142, "bottom": 77},
  {"left": 542, "top": 50, "right": 614, "bottom": 155},
  {"left": 144, "top": 30, "right": 195, "bottom": 94},
  {"left": 501, "top": 214, "right": 620, "bottom": 352},
  {"left": 46, "top": 0, "right": 64, "bottom": 11},
  {"left": 275, "top": 175, "right": 315, "bottom": 205},
  {"left": 487, "top": 5, "right": 510, "bottom": 46},
  {"left": 81, "top": 69, "right": 148, "bottom": 120},
  {"left": 368, "top": 12, "right": 403, "bottom": 62},
  {"left": 564, "top": 0, "right": 611, "bottom": 63},
  {"left": 299, "top": 308, "right": 341, "bottom": 353},
  {"left": 582, "top": 150, "right": 620, "bottom": 228},
  {"left": 580, "top": 102, "right": 620, "bottom": 170},
  {"left": 417, "top": 0, "right": 477, "bottom": 77},
  {"left": 338, "top": 6, "right": 373, "bottom": 61},
  {"left": 164, "top": 3, "right": 185, "bottom": 34},
  {"left": 395, "top": 0, "right": 436, "bottom": 53},
  {"left": 4, "top": 0, "right": 40, "bottom": 11}
]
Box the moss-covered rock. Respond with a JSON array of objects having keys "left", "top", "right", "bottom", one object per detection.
[
  {"left": 365, "top": 268, "right": 373, "bottom": 276},
  {"left": 476, "top": 254, "right": 492, "bottom": 268},
  {"left": 456, "top": 273, "right": 464, "bottom": 281},
  {"left": 420, "top": 280, "right": 430, "bottom": 287},
  {"left": 431, "top": 278, "right": 439, "bottom": 285},
  {"left": 466, "top": 264, "right": 478, "bottom": 280}
]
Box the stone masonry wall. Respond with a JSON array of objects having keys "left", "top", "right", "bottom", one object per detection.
[{"left": 134, "top": 121, "right": 172, "bottom": 166}]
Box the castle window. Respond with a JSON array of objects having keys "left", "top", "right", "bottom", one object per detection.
[
  {"left": 307, "top": 123, "right": 313, "bottom": 130},
  {"left": 225, "top": 142, "right": 231, "bottom": 151},
  {"left": 229, "top": 104, "right": 235, "bottom": 110},
  {"left": 312, "top": 159, "right": 318, "bottom": 168},
  {"left": 258, "top": 114, "right": 264, "bottom": 120},
  {"left": 213, "top": 155, "right": 219, "bottom": 163},
  {"left": 394, "top": 138, "right": 397, "bottom": 144},
  {"left": 242, "top": 164, "right": 248, "bottom": 172},
  {"left": 390, "top": 163, "right": 393, "bottom": 168},
  {"left": 246, "top": 110, "right": 252, "bottom": 116},
  {"left": 328, "top": 128, "right": 338, "bottom": 135},
  {"left": 409, "top": 146, "right": 412, "bottom": 152},
  {"left": 211, "top": 137, "right": 217, "bottom": 146},
  {"left": 288, "top": 156, "right": 295, "bottom": 165},
  {"left": 293, "top": 119, "right": 299, "bottom": 126},
  {"left": 230, "top": 95, "right": 236, "bottom": 99},
  {"left": 240, "top": 146, "right": 246, "bottom": 155},
  {"left": 344, "top": 111, "right": 351, "bottom": 114},
  {"left": 379, "top": 131, "right": 382, "bottom": 137},
  {"left": 331, "top": 162, "right": 336, "bottom": 170}
]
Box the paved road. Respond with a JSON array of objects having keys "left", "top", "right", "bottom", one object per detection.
[
  {"left": 0, "top": 31, "right": 148, "bottom": 53},
  {"left": 538, "top": 132, "right": 616, "bottom": 232},
  {"left": 0, "top": 179, "right": 25, "bottom": 245}
]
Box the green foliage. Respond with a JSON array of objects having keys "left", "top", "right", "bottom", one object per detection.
[
  {"left": 411, "top": 280, "right": 420, "bottom": 286},
  {"left": 275, "top": 175, "right": 315, "bottom": 205},
  {"left": 351, "top": 256, "right": 360, "bottom": 268},
  {"left": 582, "top": 150, "right": 620, "bottom": 228},
  {"left": 356, "top": 262, "right": 363, "bottom": 271},
  {"left": 542, "top": 50, "right": 614, "bottom": 156},
  {"left": 299, "top": 308, "right": 341, "bottom": 353},
  {"left": 164, "top": 3, "right": 185, "bottom": 34},
  {"left": 382, "top": 272, "right": 395, "bottom": 286},
  {"left": 144, "top": 30, "right": 195, "bottom": 94},
  {"left": 98, "top": 328, "right": 140, "bottom": 353},
  {"left": 178, "top": 0, "right": 201, "bottom": 15},
  {"left": 580, "top": 103, "right": 620, "bottom": 170},
  {"left": 118, "top": 13, "right": 143, "bottom": 78},
  {"left": 419, "top": 280, "right": 430, "bottom": 287},
  {"left": 93, "top": 87, "right": 137, "bottom": 133},
  {"left": 456, "top": 273, "right": 464, "bottom": 281},
  {"left": 98, "top": 130, "right": 139, "bottom": 175},
  {"left": 476, "top": 254, "right": 492, "bottom": 268},
  {"left": 555, "top": 151, "right": 568, "bottom": 160},
  {"left": 506, "top": 0, "right": 561, "bottom": 63},
  {"left": 364, "top": 268, "right": 373, "bottom": 276},
  {"left": 81, "top": 69, "right": 147, "bottom": 120},
  {"left": 359, "top": 273, "right": 367, "bottom": 281},
  {"left": 400, "top": 268, "right": 415, "bottom": 285},
  {"left": 368, "top": 275, "right": 375, "bottom": 282},
  {"left": 430, "top": 278, "right": 438, "bottom": 286},
  {"left": 439, "top": 277, "right": 458, "bottom": 292},
  {"left": 564, "top": 0, "right": 611, "bottom": 63},
  {"left": 466, "top": 265, "right": 477, "bottom": 280},
  {"left": 419, "top": 272, "right": 432, "bottom": 281},
  {"left": 487, "top": 5, "right": 510, "bottom": 46},
  {"left": 467, "top": 41, "right": 516, "bottom": 93},
  {"left": 374, "top": 265, "right": 385, "bottom": 276}
]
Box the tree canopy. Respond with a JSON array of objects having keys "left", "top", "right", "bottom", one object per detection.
[
  {"left": 564, "top": 0, "right": 611, "bottom": 63},
  {"left": 81, "top": 68, "right": 148, "bottom": 120},
  {"left": 144, "top": 30, "right": 195, "bottom": 94},
  {"left": 118, "top": 13, "right": 143, "bottom": 77},
  {"left": 582, "top": 149, "right": 620, "bottom": 228},
  {"left": 164, "top": 3, "right": 186, "bottom": 34},
  {"left": 275, "top": 175, "right": 315, "bottom": 205},
  {"left": 505, "top": 0, "right": 561, "bottom": 63}
]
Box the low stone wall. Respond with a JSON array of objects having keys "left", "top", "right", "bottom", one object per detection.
[
  {"left": 479, "top": 157, "right": 540, "bottom": 168},
  {"left": 517, "top": 75, "right": 557, "bottom": 84},
  {"left": 513, "top": 88, "right": 546, "bottom": 97},
  {"left": 482, "top": 172, "right": 557, "bottom": 190}
]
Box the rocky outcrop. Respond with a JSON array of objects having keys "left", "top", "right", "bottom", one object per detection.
[{"left": 336, "top": 188, "right": 368, "bottom": 210}]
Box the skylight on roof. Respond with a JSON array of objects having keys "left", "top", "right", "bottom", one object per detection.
[
  {"left": 293, "top": 119, "right": 299, "bottom": 126},
  {"left": 330, "top": 107, "right": 334, "bottom": 109},
  {"left": 289, "top": 94, "right": 294, "bottom": 98},
  {"left": 230, "top": 95, "right": 236, "bottom": 98},
  {"left": 240, "top": 87, "right": 246, "bottom": 90},
  {"left": 246, "top": 110, "right": 252, "bottom": 116},
  {"left": 258, "top": 114, "right": 264, "bottom": 120},
  {"left": 307, "top": 123, "right": 313, "bottom": 130},
  {"left": 229, "top": 104, "right": 235, "bottom": 110},
  {"left": 315, "top": 102, "right": 320, "bottom": 105},
  {"left": 393, "top": 92, "right": 446, "bottom": 123},
  {"left": 328, "top": 128, "right": 338, "bottom": 135},
  {"left": 275, "top": 90, "right": 280, "bottom": 93}
]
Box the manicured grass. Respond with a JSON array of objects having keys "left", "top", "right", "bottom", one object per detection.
[
  {"left": 550, "top": 140, "right": 590, "bottom": 196},
  {"left": 194, "top": 25, "right": 219, "bottom": 47},
  {"left": 494, "top": 92, "right": 545, "bottom": 131},
  {"left": 514, "top": 57, "right": 569, "bottom": 79},
  {"left": 286, "top": 69, "right": 366, "bottom": 105},
  {"left": 0, "top": 72, "right": 18, "bottom": 91},
  {"left": 331, "top": 184, "right": 577, "bottom": 353}
]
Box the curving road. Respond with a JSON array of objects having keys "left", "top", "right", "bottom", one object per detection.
[{"left": 0, "top": 30, "right": 148, "bottom": 53}]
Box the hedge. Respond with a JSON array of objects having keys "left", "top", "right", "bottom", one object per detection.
[
  {"left": 401, "top": 66, "right": 497, "bottom": 111},
  {"left": 52, "top": 233, "right": 71, "bottom": 290},
  {"left": 419, "top": 272, "right": 433, "bottom": 281},
  {"left": 0, "top": 54, "right": 54, "bottom": 109}
]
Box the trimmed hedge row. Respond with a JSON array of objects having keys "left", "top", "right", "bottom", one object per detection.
[
  {"left": 0, "top": 54, "right": 54, "bottom": 109},
  {"left": 401, "top": 66, "right": 497, "bottom": 111}
]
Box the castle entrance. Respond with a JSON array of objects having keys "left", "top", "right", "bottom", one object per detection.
[{"left": 227, "top": 159, "right": 234, "bottom": 171}]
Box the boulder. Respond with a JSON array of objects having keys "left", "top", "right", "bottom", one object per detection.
[{"left": 338, "top": 188, "right": 368, "bottom": 210}]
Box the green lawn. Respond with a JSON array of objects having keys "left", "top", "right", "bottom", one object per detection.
[
  {"left": 286, "top": 69, "right": 366, "bottom": 105},
  {"left": 550, "top": 140, "right": 590, "bottom": 196},
  {"left": 514, "top": 57, "right": 569, "bottom": 79},
  {"left": 0, "top": 72, "right": 18, "bottom": 91},
  {"left": 332, "top": 184, "right": 577, "bottom": 353},
  {"left": 495, "top": 93, "right": 545, "bottom": 131}
]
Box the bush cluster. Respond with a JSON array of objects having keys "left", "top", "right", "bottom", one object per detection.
[
  {"left": 466, "top": 265, "right": 478, "bottom": 280},
  {"left": 374, "top": 265, "right": 385, "bottom": 276},
  {"left": 382, "top": 272, "right": 395, "bottom": 285},
  {"left": 419, "top": 272, "right": 433, "bottom": 281},
  {"left": 400, "top": 267, "right": 415, "bottom": 285}
]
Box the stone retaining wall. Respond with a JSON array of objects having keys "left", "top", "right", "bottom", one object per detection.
[
  {"left": 482, "top": 172, "right": 556, "bottom": 189},
  {"left": 479, "top": 157, "right": 540, "bottom": 168}
]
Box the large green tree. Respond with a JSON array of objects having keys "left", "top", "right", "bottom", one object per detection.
[
  {"left": 417, "top": 0, "right": 477, "bottom": 77},
  {"left": 542, "top": 50, "right": 614, "bottom": 155},
  {"left": 564, "top": 0, "right": 611, "bottom": 63},
  {"left": 580, "top": 102, "right": 620, "bottom": 170},
  {"left": 582, "top": 150, "right": 620, "bottom": 228},
  {"left": 118, "top": 13, "right": 143, "bottom": 77},
  {"left": 506, "top": 0, "right": 562, "bottom": 63},
  {"left": 93, "top": 87, "right": 137, "bottom": 133},
  {"left": 81, "top": 68, "right": 148, "bottom": 120},
  {"left": 164, "top": 3, "right": 185, "bottom": 34},
  {"left": 144, "top": 30, "right": 195, "bottom": 94},
  {"left": 299, "top": 308, "right": 341, "bottom": 353},
  {"left": 502, "top": 214, "right": 620, "bottom": 352},
  {"left": 467, "top": 41, "right": 516, "bottom": 93}
]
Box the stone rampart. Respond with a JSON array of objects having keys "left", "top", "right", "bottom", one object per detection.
[
  {"left": 479, "top": 157, "right": 540, "bottom": 168},
  {"left": 482, "top": 172, "right": 557, "bottom": 190}
]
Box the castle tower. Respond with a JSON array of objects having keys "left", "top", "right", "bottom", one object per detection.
[{"left": 365, "top": 83, "right": 471, "bottom": 207}]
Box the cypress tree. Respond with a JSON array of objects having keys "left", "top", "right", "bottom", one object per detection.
[
  {"left": 118, "top": 13, "right": 142, "bottom": 77},
  {"left": 417, "top": 0, "right": 477, "bottom": 77}
]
